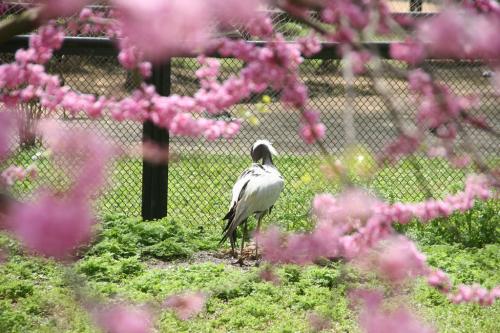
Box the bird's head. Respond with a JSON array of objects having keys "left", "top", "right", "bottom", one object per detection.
[{"left": 251, "top": 140, "right": 278, "bottom": 164}]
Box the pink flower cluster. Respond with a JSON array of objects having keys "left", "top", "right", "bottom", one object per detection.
[
  {"left": 38, "top": 120, "right": 114, "bottom": 198},
  {"left": 417, "top": 7, "right": 500, "bottom": 60},
  {"left": 391, "top": 6, "right": 500, "bottom": 64},
  {"left": 297, "top": 34, "right": 321, "bottom": 57},
  {"left": 5, "top": 191, "right": 94, "bottom": 259},
  {"left": 449, "top": 284, "right": 500, "bottom": 306},
  {"left": 39, "top": 0, "right": 91, "bottom": 18},
  {"left": 378, "top": 174, "right": 492, "bottom": 224},
  {"left": 97, "top": 304, "right": 153, "bottom": 333},
  {"left": 1, "top": 165, "right": 37, "bottom": 186},
  {"left": 112, "top": 0, "right": 264, "bottom": 61},
  {"left": 407, "top": 69, "right": 481, "bottom": 139},
  {"left": 0, "top": 112, "right": 15, "bottom": 161},
  {"left": 16, "top": 24, "right": 64, "bottom": 65},
  {"left": 381, "top": 133, "right": 421, "bottom": 163},
  {"left": 299, "top": 110, "right": 326, "bottom": 144},
  {"left": 356, "top": 291, "right": 435, "bottom": 333},
  {"left": 464, "top": 0, "right": 500, "bottom": 14},
  {"left": 427, "top": 270, "right": 451, "bottom": 292},
  {"left": 217, "top": 36, "right": 306, "bottom": 109},
  {"left": 357, "top": 236, "right": 427, "bottom": 283},
  {"left": 0, "top": 23, "right": 242, "bottom": 141},
  {"left": 164, "top": 292, "right": 207, "bottom": 320},
  {"left": 322, "top": 0, "right": 370, "bottom": 40},
  {"left": 390, "top": 38, "right": 426, "bottom": 66},
  {"left": 65, "top": 7, "right": 121, "bottom": 37},
  {"left": 2, "top": 122, "right": 114, "bottom": 259},
  {"left": 258, "top": 175, "right": 498, "bottom": 305}
]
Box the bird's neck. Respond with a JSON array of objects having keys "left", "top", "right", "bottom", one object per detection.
[{"left": 262, "top": 155, "right": 274, "bottom": 166}]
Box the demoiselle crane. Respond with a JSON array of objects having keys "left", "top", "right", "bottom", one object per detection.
[{"left": 220, "top": 140, "right": 284, "bottom": 264}]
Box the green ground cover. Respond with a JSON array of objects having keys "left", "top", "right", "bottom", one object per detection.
[{"left": 1, "top": 150, "right": 499, "bottom": 332}]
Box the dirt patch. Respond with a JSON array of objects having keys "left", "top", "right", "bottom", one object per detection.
[{"left": 147, "top": 244, "right": 263, "bottom": 271}]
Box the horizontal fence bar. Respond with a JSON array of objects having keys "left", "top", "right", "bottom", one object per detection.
[
  {"left": 0, "top": 36, "right": 393, "bottom": 59},
  {"left": 0, "top": 35, "right": 117, "bottom": 56}
]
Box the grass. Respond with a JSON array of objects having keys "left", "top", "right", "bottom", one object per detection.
[{"left": 1, "top": 149, "right": 499, "bottom": 332}]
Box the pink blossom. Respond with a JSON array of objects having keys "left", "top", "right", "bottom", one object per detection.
[
  {"left": 97, "top": 304, "right": 153, "bottom": 333},
  {"left": 0, "top": 112, "right": 15, "bottom": 161},
  {"left": 255, "top": 227, "right": 285, "bottom": 263},
  {"left": 427, "top": 146, "right": 447, "bottom": 158},
  {"left": 427, "top": 270, "right": 451, "bottom": 292},
  {"left": 357, "top": 291, "right": 435, "bottom": 333},
  {"left": 358, "top": 236, "right": 427, "bottom": 283},
  {"left": 449, "top": 284, "right": 500, "bottom": 306},
  {"left": 138, "top": 62, "right": 152, "bottom": 78},
  {"left": 311, "top": 193, "right": 337, "bottom": 222},
  {"left": 259, "top": 267, "right": 281, "bottom": 285},
  {"left": 246, "top": 14, "right": 274, "bottom": 38},
  {"left": 1, "top": 165, "right": 36, "bottom": 186},
  {"left": 39, "top": 0, "right": 91, "bottom": 18},
  {"left": 37, "top": 121, "right": 114, "bottom": 198},
  {"left": 381, "top": 133, "right": 421, "bottom": 163},
  {"left": 112, "top": 0, "right": 211, "bottom": 61},
  {"left": 450, "top": 154, "right": 472, "bottom": 168},
  {"left": 113, "top": 0, "right": 263, "bottom": 61},
  {"left": 164, "top": 292, "right": 206, "bottom": 320},
  {"left": 299, "top": 109, "right": 325, "bottom": 144},
  {"left": 417, "top": 7, "right": 500, "bottom": 59},
  {"left": 207, "top": 0, "right": 263, "bottom": 26},
  {"left": 299, "top": 122, "right": 326, "bottom": 144},
  {"left": 128, "top": 141, "right": 173, "bottom": 165},
  {"left": 390, "top": 39, "right": 426, "bottom": 66},
  {"left": 464, "top": 0, "right": 500, "bottom": 14},
  {"left": 6, "top": 192, "right": 94, "bottom": 259},
  {"left": 281, "top": 81, "right": 308, "bottom": 108},
  {"left": 298, "top": 34, "right": 321, "bottom": 57},
  {"left": 349, "top": 50, "right": 372, "bottom": 75},
  {"left": 313, "top": 188, "right": 379, "bottom": 226},
  {"left": 257, "top": 223, "right": 343, "bottom": 264}
]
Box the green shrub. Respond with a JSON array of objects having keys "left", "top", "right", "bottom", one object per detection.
[{"left": 397, "top": 200, "right": 499, "bottom": 247}]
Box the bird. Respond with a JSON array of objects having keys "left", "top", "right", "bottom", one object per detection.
[{"left": 220, "top": 140, "right": 284, "bottom": 265}]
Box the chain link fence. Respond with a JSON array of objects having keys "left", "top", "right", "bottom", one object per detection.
[{"left": 1, "top": 2, "right": 498, "bottom": 230}]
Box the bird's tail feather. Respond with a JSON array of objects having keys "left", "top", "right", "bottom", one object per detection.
[{"left": 220, "top": 205, "right": 236, "bottom": 245}]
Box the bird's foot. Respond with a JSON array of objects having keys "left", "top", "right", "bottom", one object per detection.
[
  {"left": 251, "top": 252, "right": 261, "bottom": 261},
  {"left": 231, "top": 257, "right": 249, "bottom": 267}
]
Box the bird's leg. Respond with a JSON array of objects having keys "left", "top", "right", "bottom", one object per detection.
[
  {"left": 238, "top": 220, "right": 248, "bottom": 265},
  {"left": 230, "top": 230, "right": 237, "bottom": 258},
  {"left": 255, "top": 215, "right": 264, "bottom": 259},
  {"left": 230, "top": 240, "right": 236, "bottom": 258}
]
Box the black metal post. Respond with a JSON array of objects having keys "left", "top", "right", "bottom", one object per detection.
[
  {"left": 141, "top": 62, "right": 171, "bottom": 220},
  {"left": 410, "top": 0, "right": 423, "bottom": 12}
]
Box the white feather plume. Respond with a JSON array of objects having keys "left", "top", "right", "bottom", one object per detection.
[{"left": 252, "top": 139, "right": 278, "bottom": 156}]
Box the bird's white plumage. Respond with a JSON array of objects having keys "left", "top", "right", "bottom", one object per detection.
[
  {"left": 221, "top": 141, "right": 284, "bottom": 252},
  {"left": 252, "top": 140, "right": 278, "bottom": 156},
  {"left": 230, "top": 164, "right": 284, "bottom": 224}
]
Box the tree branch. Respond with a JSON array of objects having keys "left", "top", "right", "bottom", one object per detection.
[{"left": 0, "top": 7, "right": 43, "bottom": 44}]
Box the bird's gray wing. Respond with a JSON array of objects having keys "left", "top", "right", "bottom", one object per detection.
[{"left": 220, "top": 178, "right": 251, "bottom": 244}]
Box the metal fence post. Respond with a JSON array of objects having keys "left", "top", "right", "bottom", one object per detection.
[
  {"left": 141, "top": 62, "right": 171, "bottom": 220},
  {"left": 410, "top": 0, "right": 423, "bottom": 12}
]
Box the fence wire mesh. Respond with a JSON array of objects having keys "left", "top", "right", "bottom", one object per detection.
[
  {"left": 1, "top": 1, "right": 498, "bottom": 231},
  {"left": 0, "top": 52, "right": 143, "bottom": 215},
  {"left": 1, "top": 53, "right": 499, "bottom": 229},
  {"left": 169, "top": 58, "right": 499, "bottom": 229}
]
